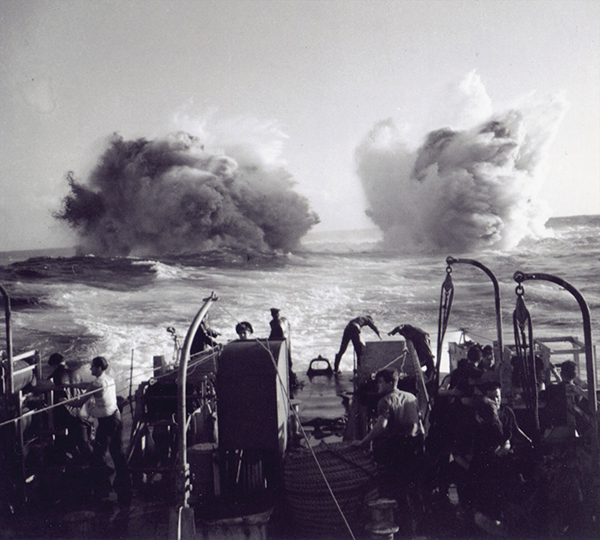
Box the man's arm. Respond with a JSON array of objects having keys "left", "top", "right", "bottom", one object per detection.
[
  {"left": 353, "top": 415, "right": 388, "bottom": 446},
  {"left": 503, "top": 406, "right": 533, "bottom": 449},
  {"left": 405, "top": 399, "right": 421, "bottom": 436},
  {"left": 206, "top": 327, "right": 220, "bottom": 338},
  {"left": 367, "top": 321, "right": 382, "bottom": 338},
  {"left": 64, "top": 381, "right": 90, "bottom": 390},
  {"left": 69, "top": 379, "right": 101, "bottom": 407}
]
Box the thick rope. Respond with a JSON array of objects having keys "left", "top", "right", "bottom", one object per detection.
[{"left": 251, "top": 338, "right": 357, "bottom": 540}]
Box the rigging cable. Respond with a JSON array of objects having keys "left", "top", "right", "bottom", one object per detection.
[
  {"left": 512, "top": 282, "right": 540, "bottom": 434},
  {"left": 435, "top": 264, "right": 454, "bottom": 393}
]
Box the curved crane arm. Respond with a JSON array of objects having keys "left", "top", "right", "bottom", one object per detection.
[
  {"left": 176, "top": 291, "right": 218, "bottom": 509},
  {"left": 446, "top": 257, "right": 504, "bottom": 362},
  {"left": 514, "top": 271, "right": 598, "bottom": 467}
]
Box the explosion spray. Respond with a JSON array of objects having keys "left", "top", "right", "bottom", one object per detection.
[
  {"left": 356, "top": 73, "right": 568, "bottom": 252},
  {"left": 56, "top": 131, "right": 319, "bottom": 256}
]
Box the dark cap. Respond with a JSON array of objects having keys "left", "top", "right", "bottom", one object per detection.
[{"left": 270, "top": 308, "right": 280, "bottom": 315}]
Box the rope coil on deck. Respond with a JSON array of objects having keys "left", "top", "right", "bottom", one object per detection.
[{"left": 284, "top": 442, "right": 378, "bottom": 535}]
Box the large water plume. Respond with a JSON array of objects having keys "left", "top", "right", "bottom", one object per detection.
[
  {"left": 56, "top": 130, "right": 319, "bottom": 256},
  {"left": 356, "top": 73, "right": 568, "bottom": 252}
]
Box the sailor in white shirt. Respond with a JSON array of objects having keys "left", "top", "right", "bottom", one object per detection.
[{"left": 72, "top": 356, "right": 131, "bottom": 507}]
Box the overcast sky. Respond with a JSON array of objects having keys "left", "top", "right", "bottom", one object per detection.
[{"left": 1, "top": 0, "right": 598, "bottom": 251}]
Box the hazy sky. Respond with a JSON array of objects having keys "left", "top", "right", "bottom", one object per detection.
[{"left": 1, "top": 0, "right": 598, "bottom": 251}]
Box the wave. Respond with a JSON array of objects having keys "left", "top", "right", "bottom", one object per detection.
[
  {"left": 2, "top": 214, "right": 598, "bottom": 389},
  {"left": 154, "top": 248, "right": 292, "bottom": 270},
  {"left": 1, "top": 294, "right": 50, "bottom": 310},
  {"left": 1, "top": 216, "right": 598, "bottom": 279},
  {"left": 0, "top": 255, "right": 157, "bottom": 291}
]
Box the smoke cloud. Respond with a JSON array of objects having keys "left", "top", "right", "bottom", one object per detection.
[
  {"left": 56, "top": 130, "right": 319, "bottom": 256},
  {"left": 356, "top": 73, "right": 568, "bottom": 253}
]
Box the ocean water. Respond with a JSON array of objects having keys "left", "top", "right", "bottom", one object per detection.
[{"left": 1, "top": 215, "right": 598, "bottom": 396}]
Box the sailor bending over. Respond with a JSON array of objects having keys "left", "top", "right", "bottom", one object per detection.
[{"left": 334, "top": 315, "right": 381, "bottom": 373}]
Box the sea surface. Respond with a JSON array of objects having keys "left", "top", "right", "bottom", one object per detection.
[{"left": 1, "top": 215, "right": 598, "bottom": 396}]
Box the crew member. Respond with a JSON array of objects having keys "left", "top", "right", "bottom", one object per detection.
[
  {"left": 268, "top": 308, "right": 289, "bottom": 340},
  {"left": 479, "top": 345, "right": 494, "bottom": 371},
  {"left": 235, "top": 321, "right": 254, "bottom": 340},
  {"left": 559, "top": 360, "right": 583, "bottom": 388},
  {"left": 484, "top": 381, "right": 532, "bottom": 450},
  {"left": 71, "top": 356, "right": 131, "bottom": 507},
  {"left": 353, "top": 369, "right": 423, "bottom": 534},
  {"left": 190, "top": 320, "right": 220, "bottom": 356},
  {"left": 334, "top": 315, "right": 381, "bottom": 373},
  {"left": 449, "top": 346, "right": 483, "bottom": 396},
  {"left": 465, "top": 381, "right": 532, "bottom": 522},
  {"left": 268, "top": 308, "right": 296, "bottom": 387},
  {"left": 47, "top": 353, "right": 92, "bottom": 459},
  {"left": 541, "top": 360, "right": 587, "bottom": 434},
  {"left": 388, "top": 324, "right": 435, "bottom": 378}
]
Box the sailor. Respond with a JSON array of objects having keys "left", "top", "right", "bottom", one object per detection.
[
  {"left": 268, "top": 308, "right": 296, "bottom": 387},
  {"left": 448, "top": 346, "right": 483, "bottom": 396},
  {"left": 235, "top": 321, "right": 254, "bottom": 340},
  {"left": 559, "top": 360, "right": 581, "bottom": 386},
  {"left": 268, "top": 308, "right": 289, "bottom": 340},
  {"left": 388, "top": 324, "right": 435, "bottom": 378},
  {"left": 479, "top": 345, "right": 494, "bottom": 371},
  {"left": 70, "top": 356, "right": 132, "bottom": 507},
  {"left": 541, "top": 360, "right": 587, "bottom": 434},
  {"left": 464, "top": 381, "right": 533, "bottom": 524},
  {"left": 483, "top": 380, "right": 532, "bottom": 450},
  {"left": 353, "top": 369, "right": 423, "bottom": 535},
  {"left": 190, "top": 320, "right": 220, "bottom": 355},
  {"left": 333, "top": 315, "right": 381, "bottom": 373},
  {"left": 47, "top": 353, "right": 92, "bottom": 459}
]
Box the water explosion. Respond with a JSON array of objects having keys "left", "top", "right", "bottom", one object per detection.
[
  {"left": 55, "top": 132, "right": 319, "bottom": 256},
  {"left": 356, "top": 75, "right": 568, "bottom": 253}
]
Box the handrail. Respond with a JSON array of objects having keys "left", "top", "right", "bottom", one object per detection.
[
  {"left": 1, "top": 284, "right": 14, "bottom": 395},
  {"left": 446, "top": 257, "right": 504, "bottom": 363},
  {"left": 12, "top": 364, "right": 36, "bottom": 376},
  {"left": 12, "top": 350, "right": 38, "bottom": 362},
  {"left": 513, "top": 271, "right": 598, "bottom": 468},
  {"left": 175, "top": 292, "right": 218, "bottom": 513}
]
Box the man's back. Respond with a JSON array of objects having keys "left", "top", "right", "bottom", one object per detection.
[{"left": 378, "top": 389, "right": 421, "bottom": 438}]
